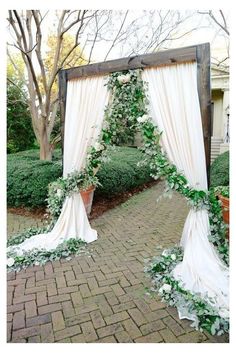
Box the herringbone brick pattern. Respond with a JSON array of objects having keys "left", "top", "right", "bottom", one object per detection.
[{"left": 7, "top": 182, "right": 229, "bottom": 343}]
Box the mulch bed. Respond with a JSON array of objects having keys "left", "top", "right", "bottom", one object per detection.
[{"left": 7, "top": 180, "right": 160, "bottom": 221}]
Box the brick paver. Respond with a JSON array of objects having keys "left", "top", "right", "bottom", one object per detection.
[
  {"left": 7, "top": 182, "right": 229, "bottom": 343},
  {"left": 7, "top": 213, "right": 45, "bottom": 238}
]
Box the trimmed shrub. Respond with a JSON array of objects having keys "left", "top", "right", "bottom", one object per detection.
[
  {"left": 7, "top": 147, "right": 152, "bottom": 208},
  {"left": 96, "top": 146, "right": 152, "bottom": 197},
  {"left": 210, "top": 151, "right": 229, "bottom": 188},
  {"left": 7, "top": 150, "right": 62, "bottom": 207}
]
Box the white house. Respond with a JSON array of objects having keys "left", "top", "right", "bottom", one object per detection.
[{"left": 211, "top": 66, "right": 229, "bottom": 163}]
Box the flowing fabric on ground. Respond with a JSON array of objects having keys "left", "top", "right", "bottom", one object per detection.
[
  {"left": 142, "top": 63, "right": 229, "bottom": 321},
  {"left": 8, "top": 76, "right": 109, "bottom": 254}
]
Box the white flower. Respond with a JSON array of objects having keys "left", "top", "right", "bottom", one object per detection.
[
  {"left": 93, "top": 142, "right": 104, "bottom": 152},
  {"left": 117, "top": 74, "right": 131, "bottom": 84},
  {"left": 159, "top": 283, "right": 172, "bottom": 294},
  {"left": 102, "top": 121, "right": 109, "bottom": 130},
  {"left": 162, "top": 249, "right": 169, "bottom": 257},
  {"left": 171, "top": 254, "right": 176, "bottom": 261},
  {"left": 7, "top": 258, "right": 15, "bottom": 267},
  {"left": 56, "top": 189, "right": 63, "bottom": 198},
  {"left": 137, "top": 114, "right": 149, "bottom": 123}
]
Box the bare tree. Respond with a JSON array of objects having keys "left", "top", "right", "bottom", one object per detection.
[
  {"left": 7, "top": 10, "right": 198, "bottom": 160},
  {"left": 198, "top": 10, "right": 229, "bottom": 70},
  {"left": 7, "top": 10, "right": 96, "bottom": 160}
]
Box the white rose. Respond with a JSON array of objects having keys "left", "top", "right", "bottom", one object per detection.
[
  {"left": 94, "top": 142, "right": 104, "bottom": 151},
  {"left": 56, "top": 189, "right": 63, "bottom": 198},
  {"left": 162, "top": 249, "right": 169, "bottom": 257},
  {"left": 137, "top": 114, "right": 149, "bottom": 123},
  {"left": 7, "top": 258, "right": 15, "bottom": 267},
  {"left": 123, "top": 74, "right": 131, "bottom": 83},
  {"left": 159, "top": 283, "right": 172, "bottom": 294},
  {"left": 171, "top": 254, "right": 176, "bottom": 261}
]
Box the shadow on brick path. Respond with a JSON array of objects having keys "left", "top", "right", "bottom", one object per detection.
[{"left": 7, "top": 182, "right": 229, "bottom": 343}]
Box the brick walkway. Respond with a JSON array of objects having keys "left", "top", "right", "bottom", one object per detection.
[
  {"left": 7, "top": 214, "right": 45, "bottom": 238},
  {"left": 7, "top": 182, "right": 229, "bottom": 343}
]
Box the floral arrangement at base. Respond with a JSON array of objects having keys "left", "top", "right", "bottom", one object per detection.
[
  {"left": 214, "top": 185, "right": 229, "bottom": 198},
  {"left": 144, "top": 246, "right": 229, "bottom": 336},
  {"left": 7, "top": 236, "right": 87, "bottom": 272}
]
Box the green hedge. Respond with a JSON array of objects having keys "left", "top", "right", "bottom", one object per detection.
[
  {"left": 7, "top": 150, "right": 62, "bottom": 207},
  {"left": 7, "top": 147, "right": 152, "bottom": 208},
  {"left": 96, "top": 147, "right": 152, "bottom": 198},
  {"left": 210, "top": 151, "right": 229, "bottom": 188}
]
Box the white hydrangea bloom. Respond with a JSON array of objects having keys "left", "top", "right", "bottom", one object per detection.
[
  {"left": 162, "top": 249, "right": 169, "bottom": 257},
  {"left": 94, "top": 142, "right": 104, "bottom": 151},
  {"left": 117, "top": 74, "right": 131, "bottom": 84},
  {"left": 159, "top": 283, "right": 172, "bottom": 294},
  {"left": 56, "top": 189, "right": 63, "bottom": 198},
  {"left": 137, "top": 114, "right": 149, "bottom": 123},
  {"left": 7, "top": 258, "right": 15, "bottom": 267},
  {"left": 171, "top": 254, "right": 176, "bottom": 261}
]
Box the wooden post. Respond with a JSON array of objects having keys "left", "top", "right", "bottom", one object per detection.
[
  {"left": 196, "top": 43, "right": 212, "bottom": 188},
  {"left": 58, "top": 69, "right": 67, "bottom": 161}
]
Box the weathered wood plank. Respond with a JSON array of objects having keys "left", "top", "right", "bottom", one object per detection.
[
  {"left": 66, "top": 45, "right": 197, "bottom": 80},
  {"left": 196, "top": 43, "right": 212, "bottom": 187},
  {"left": 58, "top": 70, "right": 67, "bottom": 158}
]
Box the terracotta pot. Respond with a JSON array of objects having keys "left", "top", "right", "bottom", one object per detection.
[
  {"left": 80, "top": 186, "right": 95, "bottom": 216},
  {"left": 218, "top": 194, "right": 230, "bottom": 239}
]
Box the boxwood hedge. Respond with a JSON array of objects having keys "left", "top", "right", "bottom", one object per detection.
[
  {"left": 210, "top": 151, "right": 229, "bottom": 188},
  {"left": 7, "top": 147, "right": 152, "bottom": 208}
]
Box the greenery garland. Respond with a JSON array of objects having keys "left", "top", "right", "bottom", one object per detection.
[
  {"left": 103, "top": 69, "right": 229, "bottom": 335},
  {"left": 7, "top": 237, "right": 87, "bottom": 272},
  {"left": 7, "top": 68, "right": 229, "bottom": 336},
  {"left": 102, "top": 69, "right": 147, "bottom": 145},
  {"left": 144, "top": 246, "right": 229, "bottom": 335}
]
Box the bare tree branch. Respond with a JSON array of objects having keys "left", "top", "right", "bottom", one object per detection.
[
  {"left": 7, "top": 78, "right": 28, "bottom": 100},
  {"left": 32, "top": 10, "right": 48, "bottom": 94},
  {"left": 209, "top": 10, "right": 229, "bottom": 36},
  {"left": 104, "top": 10, "right": 129, "bottom": 61}
]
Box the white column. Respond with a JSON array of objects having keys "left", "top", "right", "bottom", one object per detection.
[{"left": 222, "top": 88, "right": 229, "bottom": 142}]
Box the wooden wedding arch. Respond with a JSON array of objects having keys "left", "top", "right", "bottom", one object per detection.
[{"left": 58, "top": 43, "right": 211, "bottom": 185}]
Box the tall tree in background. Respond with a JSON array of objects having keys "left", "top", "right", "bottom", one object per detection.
[
  {"left": 7, "top": 10, "right": 197, "bottom": 160},
  {"left": 7, "top": 10, "right": 93, "bottom": 160},
  {"left": 7, "top": 55, "right": 35, "bottom": 153}
]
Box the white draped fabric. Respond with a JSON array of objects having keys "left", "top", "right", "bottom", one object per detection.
[
  {"left": 8, "top": 76, "right": 109, "bottom": 254},
  {"left": 142, "top": 63, "right": 229, "bottom": 320}
]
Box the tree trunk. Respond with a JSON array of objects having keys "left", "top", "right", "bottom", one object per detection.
[{"left": 39, "top": 125, "right": 52, "bottom": 161}]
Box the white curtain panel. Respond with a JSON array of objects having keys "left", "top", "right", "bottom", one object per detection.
[
  {"left": 9, "top": 75, "right": 109, "bottom": 254},
  {"left": 142, "top": 63, "right": 229, "bottom": 321}
]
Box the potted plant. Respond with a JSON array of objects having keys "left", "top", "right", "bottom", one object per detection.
[
  {"left": 214, "top": 186, "right": 230, "bottom": 239},
  {"left": 79, "top": 173, "right": 101, "bottom": 216},
  {"left": 79, "top": 142, "right": 106, "bottom": 216}
]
